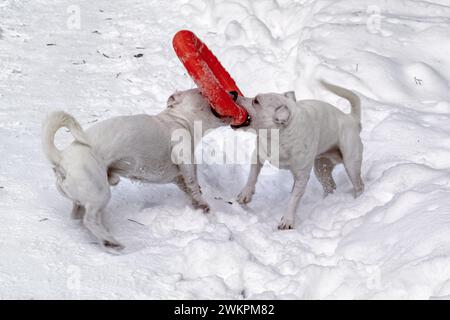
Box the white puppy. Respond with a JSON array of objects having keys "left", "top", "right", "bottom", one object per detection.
[
  {"left": 235, "top": 81, "right": 364, "bottom": 229},
  {"left": 42, "top": 89, "right": 228, "bottom": 252}
]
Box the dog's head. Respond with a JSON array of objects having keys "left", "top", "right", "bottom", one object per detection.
[
  {"left": 236, "top": 91, "right": 296, "bottom": 130},
  {"left": 166, "top": 88, "right": 205, "bottom": 110},
  {"left": 166, "top": 88, "right": 237, "bottom": 129}
]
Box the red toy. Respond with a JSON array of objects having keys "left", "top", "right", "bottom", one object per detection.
[{"left": 172, "top": 30, "right": 250, "bottom": 127}]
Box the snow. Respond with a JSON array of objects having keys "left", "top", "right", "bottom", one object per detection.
[{"left": 1, "top": 0, "right": 450, "bottom": 299}]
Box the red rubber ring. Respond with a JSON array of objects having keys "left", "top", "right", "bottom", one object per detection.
[{"left": 173, "top": 30, "right": 249, "bottom": 126}]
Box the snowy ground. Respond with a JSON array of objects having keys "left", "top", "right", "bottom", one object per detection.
[{"left": 1, "top": 0, "right": 450, "bottom": 299}]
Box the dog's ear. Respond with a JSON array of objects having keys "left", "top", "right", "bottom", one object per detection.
[
  {"left": 283, "top": 91, "right": 296, "bottom": 102},
  {"left": 228, "top": 91, "right": 239, "bottom": 102},
  {"left": 166, "top": 92, "right": 181, "bottom": 108},
  {"left": 273, "top": 105, "right": 291, "bottom": 125},
  {"left": 166, "top": 94, "right": 176, "bottom": 108}
]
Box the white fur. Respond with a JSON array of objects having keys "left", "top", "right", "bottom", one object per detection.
[
  {"left": 42, "top": 89, "right": 226, "bottom": 252},
  {"left": 235, "top": 81, "right": 364, "bottom": 230}
]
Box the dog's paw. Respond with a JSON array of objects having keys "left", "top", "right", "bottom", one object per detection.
[
  {"left": 102, "top": 240, "right": 125, "bottom": 254},
  {"left": 353, "top": 185, "right": 364, "bottom": 199},
  {"left": 278, "top": 217, "right": 295, "bottom": 230},
  {"left": 193, "top": 201, "right": 210, "bottom": 214},
  {"left": 71, "top": 211, "right": 84, "bottom": 220},
  {"left": 323, "top": 189, "right": 334, "bottom": 198},
  {"left": 236, "top": 187, "right": 255, "bottom": 204}
]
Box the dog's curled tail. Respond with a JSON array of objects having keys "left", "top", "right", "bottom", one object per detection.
[
  {"left": 42, "top": 111, "right": 90, "bottom": 165},
  {"left": 320, "top": 80, "right": 361, "bottom": 122}
]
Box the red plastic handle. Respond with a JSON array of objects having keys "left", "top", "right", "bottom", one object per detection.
[{"left": 173, "top": 30, "right": 249, "bottom": 127}]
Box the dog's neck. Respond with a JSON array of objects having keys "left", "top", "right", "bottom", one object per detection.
[{"left": 162, "top": 108, "right": 223, "bottom": 137}]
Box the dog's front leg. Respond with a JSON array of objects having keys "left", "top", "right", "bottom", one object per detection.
[
  {"left": 178, "top": 163, "right": 210, "bottom": 213},
  {"left": 237, "top": 151, "right": 262, "bottom": 204},
  {"left": 71, "top": 202, "right": 85, "bottom": 219},
  {"left": 278, "top": 169, "right": 311, "bottom": 230}
]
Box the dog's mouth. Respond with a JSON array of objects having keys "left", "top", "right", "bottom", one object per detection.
[
  {"left": 230, "top": 113, "right": 251, "bottom": 129},
  {"left": 210, "top": 104, "right": 251, "bottom": 128},
  {"left": 210, "top": 105, "right": 222, "bottom": 119},
  {"left": 207, "top": 91, "right": 250, "bottom": 127}
]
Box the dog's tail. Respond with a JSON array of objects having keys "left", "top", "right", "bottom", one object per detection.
[
  {"left": 320, "top": 80, "right": 361, "bottom": 122},
  {"left": 42, "top": 111, "right": 90, "bottom": 165}
]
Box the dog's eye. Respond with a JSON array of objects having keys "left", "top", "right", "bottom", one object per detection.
[{"left": 253, "top": 97, "right": 259, "bottom": 105}]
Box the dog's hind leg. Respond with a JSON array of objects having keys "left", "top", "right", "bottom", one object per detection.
[
  {"left": 340, "top": 131, "right": 364, "bottom": 198},
  {"left": 343, "top": 156, "right": 364, "bottom": 199},
  {"left": 83, "top": 202, "right": 124, "bottom": 253},
  {"left": 313, "top": 149, "right": 341, "bottom": 197},
  {"left": 71, "top": 202, "right": 85, "bottom": 219}
]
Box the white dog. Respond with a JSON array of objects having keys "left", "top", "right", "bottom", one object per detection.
[
  {"left": 42, "top": 89, "right": 229, "bottom": 252},
  {"left": 235, "top": 81, "right": 364, "bottom": 229}
]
